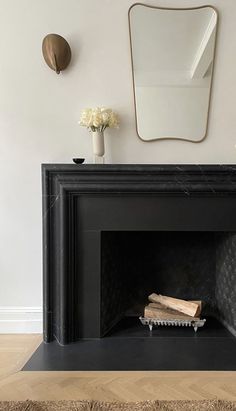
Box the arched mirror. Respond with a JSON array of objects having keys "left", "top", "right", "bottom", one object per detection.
[{"left": 128, "top": 4, "right": 218, "bottom": 142}]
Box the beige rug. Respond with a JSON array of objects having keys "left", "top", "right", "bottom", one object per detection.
[{"left": 0, "top": 400, "right": 235, "bottom": 411}]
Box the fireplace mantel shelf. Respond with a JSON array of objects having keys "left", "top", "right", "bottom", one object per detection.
[
  {"left": 42, "top": 164, "right": 236, "bottom": 200},
  {"left": 42, "top": 164, "right": 236, "bottom": 345}
]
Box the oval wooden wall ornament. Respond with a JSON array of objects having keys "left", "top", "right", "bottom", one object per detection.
[{"left": 42, "top": 34, "right": 71, "bottom": 74}]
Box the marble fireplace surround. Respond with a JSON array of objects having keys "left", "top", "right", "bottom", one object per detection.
[{"left": 42, "top": 164, "right": 236, "bottom": 345}]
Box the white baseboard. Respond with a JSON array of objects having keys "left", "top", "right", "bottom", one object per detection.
[{"left": 0, "top": 307, "right": 42, "bottom": 333}]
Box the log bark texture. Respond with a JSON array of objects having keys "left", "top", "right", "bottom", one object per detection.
[
  {"left": 145, "top": 303, "right": 200, "bottom": 321},
  {"left": 148, "top": 293, "right": 200, "bottom": 317}
]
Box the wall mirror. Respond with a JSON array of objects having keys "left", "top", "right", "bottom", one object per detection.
[{"left": 128, "top": 4, "right": 218, "bottom": 142}]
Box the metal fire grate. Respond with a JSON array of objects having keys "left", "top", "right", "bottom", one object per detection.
[{"left": 139, "top": 316, "right": 206, "bottom": 332}]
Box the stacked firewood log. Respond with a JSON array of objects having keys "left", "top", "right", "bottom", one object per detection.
[{"left": 144, "top": 293, "right": 202, "bottom": 320}]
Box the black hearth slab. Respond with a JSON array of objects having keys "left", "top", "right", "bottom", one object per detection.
[{"left": 23, "top": 335, "right": 236, "bottom": 371}]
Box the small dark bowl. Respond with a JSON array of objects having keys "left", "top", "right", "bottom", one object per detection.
[{"left": 73, "top": 158, "right": 85, "bottom": 164}]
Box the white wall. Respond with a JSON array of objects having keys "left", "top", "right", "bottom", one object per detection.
[{"left": 0, "top": 0, "right": 236, "bottom": 332}]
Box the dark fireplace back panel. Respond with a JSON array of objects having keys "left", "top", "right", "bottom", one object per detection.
[
  {"left": 101, "top": 231, "right": 217, "bottom": 336},
  {"left": 216, "top": 233, "right": 236, "bottom": 333}
]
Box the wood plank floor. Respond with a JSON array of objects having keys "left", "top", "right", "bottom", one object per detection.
[{"left": 0, "top": 335, "right": 236, "bottom": 401}]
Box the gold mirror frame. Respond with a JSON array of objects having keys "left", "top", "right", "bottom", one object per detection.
[{"left": 128, "top": 4, "right": 219, "bottom": 143}]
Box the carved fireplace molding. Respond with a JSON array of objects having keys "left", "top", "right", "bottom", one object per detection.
[{"left": 42, "top": 164, "right": 236, "bottom": 345}]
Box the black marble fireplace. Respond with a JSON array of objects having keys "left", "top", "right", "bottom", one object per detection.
[
  {"left": 22, "top": 164, "right": 236, "bottom": 371},
  {"left": 42, "top": 164, "right": 236, "bottom": 344}
]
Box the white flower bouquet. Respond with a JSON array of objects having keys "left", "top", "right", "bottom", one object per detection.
[{"left": 79, "top": 107, "right": 119, "bottom": 132}]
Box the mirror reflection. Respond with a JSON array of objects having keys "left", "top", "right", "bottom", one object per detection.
[{"left": 129, "top": 4, "right": 218, "bottom": 142}]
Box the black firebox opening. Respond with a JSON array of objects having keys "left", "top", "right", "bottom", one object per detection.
[{"left": 101, "top": 231, "right": 236, "bottom": 337}]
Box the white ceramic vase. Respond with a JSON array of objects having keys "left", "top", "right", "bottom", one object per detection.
[{"left": 92, "top": 131, "right": 105, "bottom": 157}]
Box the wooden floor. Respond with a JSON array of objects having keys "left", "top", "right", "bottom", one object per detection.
[{"left": 0, "top": 335, "right": 236, "bottom": 401}]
